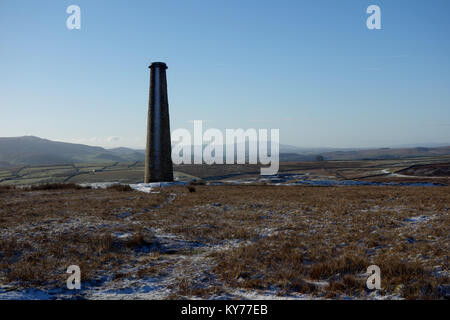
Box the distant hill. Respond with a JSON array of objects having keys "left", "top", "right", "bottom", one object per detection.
[
  {"left": 108, "top": 147, "right": 146, "bottom": 160},
  {"left": 0, "top": 136, "right": 144, "bottom": 167},
  {"left": 0, "top": 136, "right": 449, "bottom": 168}
]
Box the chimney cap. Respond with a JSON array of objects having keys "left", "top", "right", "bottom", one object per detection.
[{"left": 149, "top": 62, "right": 168, "bottom": 69}]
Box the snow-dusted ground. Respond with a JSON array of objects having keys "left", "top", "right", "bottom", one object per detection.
[
  {"left": 1, "top": 177, "right": 445, "bottom": 300},
  {"left": 223, "top": 175, "right": 442, "bottom": 187},
  {"left": 80, "top": 174, "right": 444, "bottom": 194},
  {"left": 0, "top": 220, "right": 408, "bottom": 300},
  {"left": 0, "top": 226, "right": 323, "bottom": 300},
  {"left": 80, "top": 181, "right": 189, "bottom": 193}
]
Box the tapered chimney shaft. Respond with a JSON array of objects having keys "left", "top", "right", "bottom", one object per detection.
[{"left": 144, "top": 62, "right": 173, "bottom": 183}]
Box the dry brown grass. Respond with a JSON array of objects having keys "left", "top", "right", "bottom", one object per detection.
[
  {"left": 167, "top": 185, "right": 448, "bottom": 299},
  {"left": 0, "top": 185, "right": 15, "bottom": 193},
  {"left": 168, "top": 277, "right": 224, "bottom": 299},
  {"left": 106, "top": 184, "right": 133, "bottom": 192},
  {"left": 26, "top": 183, "right": 91, "bottom": 191},
  {"left": 0, "top": 185, "right": 448, "bottom": 299},
  {"left": 0, "top": 228, "right": 160, "bottom": 287},
  {"left": 0, "top": 188, "right": 166, "bottom": 288}
]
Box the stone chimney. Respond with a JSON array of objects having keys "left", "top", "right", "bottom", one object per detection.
[{"left": 144, "top": 62, "right": 174, "bottom": 183}]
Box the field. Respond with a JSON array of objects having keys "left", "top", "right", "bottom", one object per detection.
[
  {"left": 1, "top": 156, "right": 450, "bottom": 186},
  {"left": 0, "top": 183, "right": 448, "bottom": 300}
]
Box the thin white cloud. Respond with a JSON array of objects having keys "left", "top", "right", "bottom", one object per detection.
[{"left": 107, "top": 136, "right": 120, "bottom": 142}]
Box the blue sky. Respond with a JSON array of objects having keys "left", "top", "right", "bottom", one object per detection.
[{"left": 1, "top": 0, "right": 449, "bottom": 148}]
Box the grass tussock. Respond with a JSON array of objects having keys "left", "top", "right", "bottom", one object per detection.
[
  {"left": 190, "top": 180, "right": 206, "bottom": 186},
  {"left": 309, "top": 254, "right": 368, "bottom": 280},
  {"left": 168, "top": 277, "right": 224, "bottom": 299},
  {"left": 106, "top": 184, "right": 133, "bottom": 192},
  {"left": 26, "top": 183, "right": 91, "bottom": 191},
  {"left": 0, "top": 185, "right": 15, "bottom": 193}
]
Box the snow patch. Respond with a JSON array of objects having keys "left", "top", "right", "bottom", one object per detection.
[{"left": 80, "top": 181, "right": 188, "bottom": 193}]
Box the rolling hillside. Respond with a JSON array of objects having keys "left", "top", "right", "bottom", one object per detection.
[
  {"left": 0, "top": 136, "right": 449, "bottom": 168},
  {"left": 0, "top": 136, "right": 144, "bottom": 167}
]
